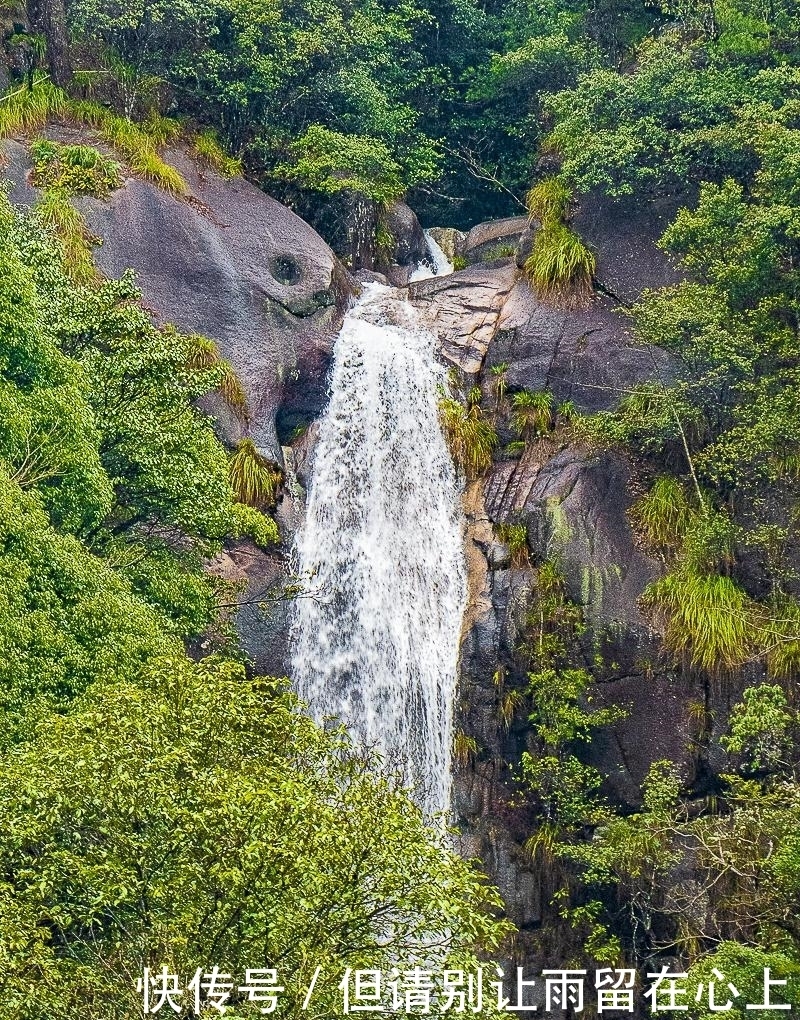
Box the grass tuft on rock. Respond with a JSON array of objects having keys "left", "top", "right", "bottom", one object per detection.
[
  {"left": 0, "top": 79, "right": 65, "bottom": 138},
  {"left": 526, "top": 177, "right": 571, "bottom": 223},
  {"left": 228, "top": 439, "right": 281, "bottom": 507},
  {"left": 193, "top": 129, "right": 242, "bottom": 178},
  {"left": 439, "top": 394, "right": 498, "bottom": 479},
  {"left": 524, "top": 221, "right": 595, "bottom": 307},
  {"left": 630, "top": 476, "right": 694, "bottom": 552},
  {"left": 33, "top": 189, "right": 97, "bottom": 284},
  {"left": 185, "top": 335, "right": 249, "bottom": 420},
  {"left": 642, "top": 570, "right": 755, "bottom": 673},
  {"left": 67, "top": 100, "right": 188, "bottom": 195}
]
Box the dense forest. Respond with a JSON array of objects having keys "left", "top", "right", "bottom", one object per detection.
[{"left": 1, "top": 0, "right": 800, "bottom": 1014}]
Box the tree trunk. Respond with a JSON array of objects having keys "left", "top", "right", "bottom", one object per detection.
[{"left": 27, "top": 0, "right": 71, "bottom": 86}]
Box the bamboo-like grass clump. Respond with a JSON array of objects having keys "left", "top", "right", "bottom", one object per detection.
[
  {"left": 0, "top": 79, "right": 65, "bottom": 138},
  {"left": 33, "top": 188, "right": 97, "bottom": 284},
  {"left": 185, "top": 335, "right": 249, "bottom": 420},
  {"left": 524, "top": 221, "right": 596, "bottom": 307},
  {"left": 642, "top": 571, "right": 755, "bottom": 673},
  {"left": 438, "top": 395, "right": 498, "bottom": 479},
  {"left": 228, "top": 439, "right": 281, "bottom": 507},
  {"left": 523, "top": 175, "right": 596, "bottom": 307}
]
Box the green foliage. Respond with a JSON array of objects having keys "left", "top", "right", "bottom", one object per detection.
[
  {"left": 275, "top": 125, "right": 407, "bottom": 203},
  {"left": 29, "top": 139, "right": 121, "bottom": 197},
  {"left": 489, "top": 361, "right": 509, "bottom": 407},
  {"left": 0, "top": 468, "right": 177, "bottom": 740},
  {"left": 0, "top": 657, "right": 511, "bottom": 1014},
  {"left": 721, "top": 684, "right": 795, "bottom": 772},
  {"left": 453, "top": 729, "right": 479, "bottom": 767},
  {"left": 228, "top": 439, "right": 281, "bottom": 508},
  {"left": 509, "top": 389, "right": 553, "bottom": 440},
  {"left": 495, "top": 521, "right": 529, "bottom": 566},
  {"left": 231, "top": 501, "right": 280, "bottom": 548},
  {"left": 438, "top": 393, "right": 498, "bottom": 479},
  {"left": 642, "top": 571, "right": 755, "bottom": 672},
  {"left": 452, "top": 254, "right": 468, "bottom": 270},
  {"left": 67, "top": 99, "right": 188, "bottom": 195},
  {"left": 192, "top": 128, "right": 242, "bottom": 177},
  {"left": 525, "top": 221, "right": 596, "bottom": 306},
  {"left": 0, "top": 78, "right": 64, "bottom": 138},
  {"left": 0, "top": 193, "right": 282, "bottom": 734},
  {"left": 184, "top": 334, "right": 248, "bottom": 419}
]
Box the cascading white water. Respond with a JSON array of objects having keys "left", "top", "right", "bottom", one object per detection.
[
  {"left": 291, "top": 265, "right": 466, "bottom": 815},
  {"left": 410, "top": 231, "right": 454, "bottom": 281}
]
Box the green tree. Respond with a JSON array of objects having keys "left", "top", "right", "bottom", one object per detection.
[{"left": 0, "top": 656, "right": 511, "bottom": 1018}]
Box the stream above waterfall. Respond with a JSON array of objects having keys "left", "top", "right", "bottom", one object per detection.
[{"left": 291, "top": 251, "right": 465, "bottom": 816}]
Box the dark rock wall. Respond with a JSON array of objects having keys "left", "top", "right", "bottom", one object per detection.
[{"left": 414, "top": 202, "right": 710, "bottom": 960}]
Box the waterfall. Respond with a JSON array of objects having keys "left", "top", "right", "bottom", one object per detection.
[
  {"left": 410, "top": 231, "right": 454, "bottom": 281},
  {"left": 291, "top": 268, "right": 466, "bottom": 815}
]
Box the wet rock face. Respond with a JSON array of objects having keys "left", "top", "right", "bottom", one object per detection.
[
  {"left": 411, "top": 261, "right": 672, "bottom": 409},
  {"left": 3, "top": 136, "right": 356, "bottom": 461},
  {"left": 428, "top": 226, "right": 466, "bottom": 261},
  {"left": 384, "top": 201, "right": 428, "bottom": 267},
  {"left": 485, "top": 444, "right": 658, "bottom": 633},
  {"left": 444, "top": 201, "right": 698, "bottom": 952},
  {"left": 411, "top": 262, "right": 518, "bottom": 374}
]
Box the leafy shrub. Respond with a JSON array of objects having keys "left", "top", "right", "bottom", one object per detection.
[
  {"left": 231, "top": 501, "right": 280, "bottom": 548},
  {"left": 30, "top": 139, "right": 121, "bottom": 197}
]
